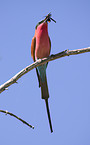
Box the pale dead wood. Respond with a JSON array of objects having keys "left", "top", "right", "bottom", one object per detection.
[{"left": 0, "top": 47, "right": 90, "bottom": 94}]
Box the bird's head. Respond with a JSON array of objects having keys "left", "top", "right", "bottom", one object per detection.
[
  {"left": 35, "top": 13, "right": 56, "bottom": 29},
  {"left": 44, "top": 13, "right": 56, "bottom": 23}
]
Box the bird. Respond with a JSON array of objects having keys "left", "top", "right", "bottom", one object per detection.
[{"left": 31, "top": 13, "right": 56, "bottom": 133}]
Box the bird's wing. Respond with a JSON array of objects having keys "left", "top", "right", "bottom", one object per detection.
[
  {"left": 31, "top": 36, "right": 36, "bottom": 61},
  {"left": 49, "top": 36, "right": 51, "bottom": 54}
]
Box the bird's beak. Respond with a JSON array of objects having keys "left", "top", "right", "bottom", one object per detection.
[
  {"left": 50, "top": 17, "right": 56, "bottom": 23},
  {"left": 44, "top": 13, "right": 56, "bottom": 23},
  {"left": 45, "top": 17, "right": 56, "bottom": 23}
]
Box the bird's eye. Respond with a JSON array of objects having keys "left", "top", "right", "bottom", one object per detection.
[{"left": 47, "top": 18, "right": 51, "bottom": 22}]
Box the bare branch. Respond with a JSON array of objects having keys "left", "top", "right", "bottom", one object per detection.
[
  {"left": 0, "top": 110, "right": 34, "bottom": 129},
  {"left": 0, "top": 47, "right": 90, "bottom": 94}
]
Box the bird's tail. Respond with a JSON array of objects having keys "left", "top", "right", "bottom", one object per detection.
[
  {"left": 40, "top": 74, "right": 49, "bottom": 99},
  {"left": 36, "top": 64, "right": 53, "bottom": 132},
  {"left": 45, "top": 99, "right": 53, "bottom": 133},
  {"left": 40, "top": 76, "right": 53, "bottom": 133}
]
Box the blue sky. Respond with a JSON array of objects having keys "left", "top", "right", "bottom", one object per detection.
[{"left": 0, "top": 0, "right": 90, "bottom": 145}]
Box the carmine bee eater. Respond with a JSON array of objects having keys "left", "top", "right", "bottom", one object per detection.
[{"left": 31, "top": 13, "right": 56, "bottom": 133}]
